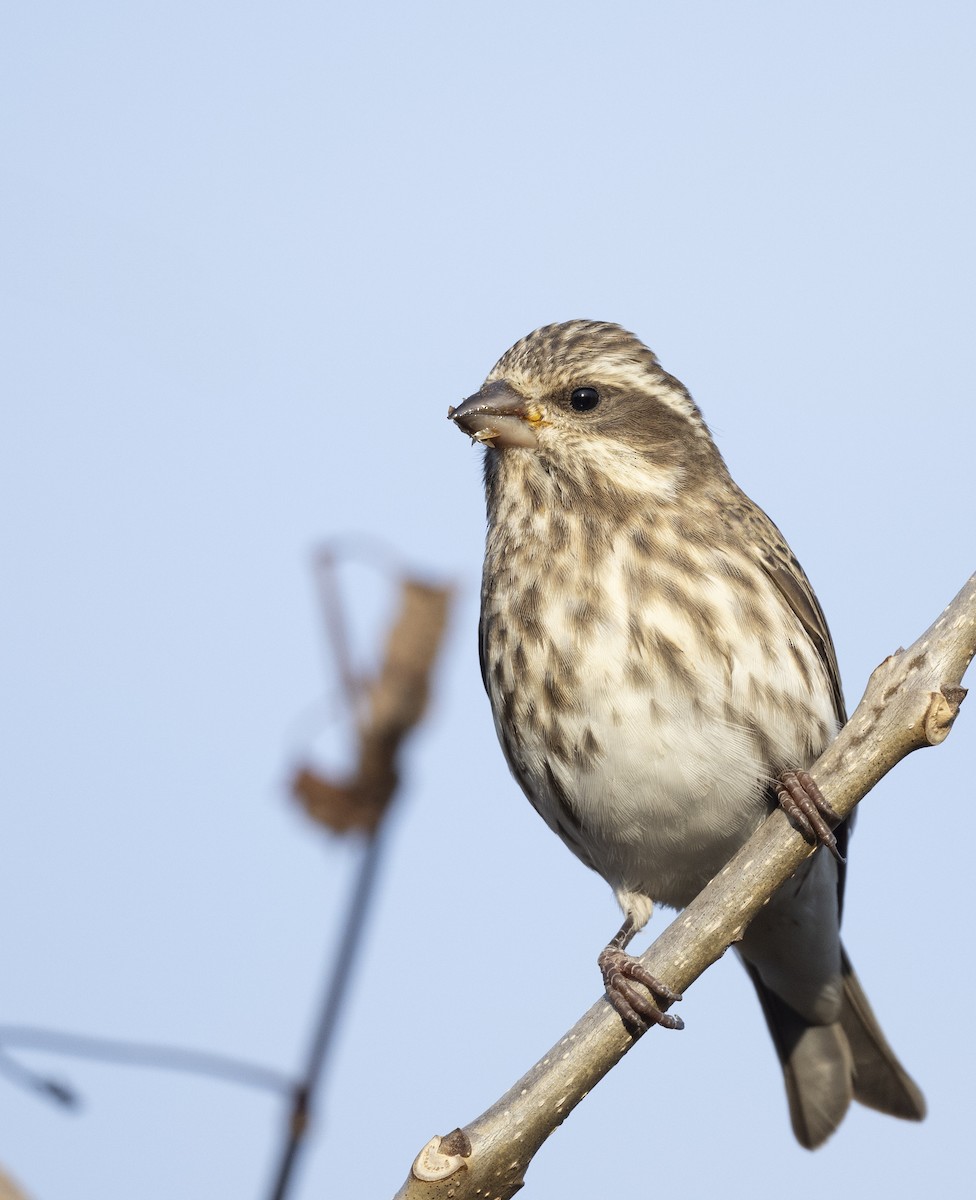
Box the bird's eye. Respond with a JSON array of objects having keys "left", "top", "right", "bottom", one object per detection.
[{"left": 570, "top": 386, "right": 600, "bottom": 412}]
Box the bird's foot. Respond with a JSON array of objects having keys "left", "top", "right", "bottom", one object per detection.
[
  {"left": 776, "top": 769, "right": 845, "bottom": 863},
  {"left": 597, "top": 945, "right": 684, "bottom": 1032}
]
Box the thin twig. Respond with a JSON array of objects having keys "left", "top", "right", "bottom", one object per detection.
[
  {"left": 265, "top": 829, "right": 387, "bottom": 1200},
  {"left": 0, "top": 1027, "right": 294, "bottom": 1103},
  {"left": 314, "top": 548, "right": 367, "bottom": 721}
]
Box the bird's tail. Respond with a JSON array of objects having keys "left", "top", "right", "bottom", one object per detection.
[{"left": 743, "top": 946, "right": 926, "bottom": 1149}]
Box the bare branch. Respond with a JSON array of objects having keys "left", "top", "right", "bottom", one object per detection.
[{"left": 395, "top": 571, "right": 975, "bottom": 1200}]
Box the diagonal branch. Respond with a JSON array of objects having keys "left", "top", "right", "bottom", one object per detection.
[{"left": 394, "top": 571, "right": 976, "bottom": 1200}]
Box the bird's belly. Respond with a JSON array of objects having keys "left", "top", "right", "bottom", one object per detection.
[
  {"left": 513, "top": 659, "right": 769, "bottom": 909},
  {"left": 484, "top": 574, "right": 835, "bottom": 911}
]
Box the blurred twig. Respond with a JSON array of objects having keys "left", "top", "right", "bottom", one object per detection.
[
  {"left": 0, "top": 1028, "right": 292, "bottom": 1105},
  {"left": 296, "top": 559, "right": 453, "bottom": 835},
  {"left": 267, "top": 548, "right": 452, "bottom": 1200},
  {"left": 0, "top": 1043, "right": 78, "bottom": 1108}
]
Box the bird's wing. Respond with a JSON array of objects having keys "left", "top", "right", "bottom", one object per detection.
[
  {"left": 737, "top": 494, "right": 846, "bottom": 727},
  {"left": 760, "top": 549, "right": 846, "bottom": 726},
  {"left": 745, "top": 500, "right": 851, "bottom": 879}
]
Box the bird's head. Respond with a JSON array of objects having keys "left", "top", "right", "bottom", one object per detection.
[{"left": 449, "top": 321, "right": 721, "bottom": 501}]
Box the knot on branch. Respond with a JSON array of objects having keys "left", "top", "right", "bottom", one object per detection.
[
  {"left": 412, "top": 1129, "right": 471, "bottom": 1183},
  {"left": 924, "top": 684, "right": 967, "bottom": 745}
]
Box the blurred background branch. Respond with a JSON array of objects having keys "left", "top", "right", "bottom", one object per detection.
[
  {"left": 0, "top": 543, "right": 452, "bottom": 1200},
  {"left": 0, "top": 1028, "right": 292, "bottom": 1105},
  {"left": 268, "top": 550, "right": 453, "bottom": 1200}
]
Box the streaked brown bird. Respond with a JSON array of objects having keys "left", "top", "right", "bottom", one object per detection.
[{"left": 449, "top": 320, "right": 924, "bottom": 1148}]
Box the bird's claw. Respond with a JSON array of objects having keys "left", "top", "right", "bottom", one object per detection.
[
  {"left": 776, "top": 769, "right": 845, "bottom": 863},
  {"left": 597, "top": 945, "right": 684, "bottom": 1032}
]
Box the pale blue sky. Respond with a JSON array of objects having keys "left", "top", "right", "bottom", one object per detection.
[{"left": 2, "top": 3, "right": 974, "bottom": 1198}]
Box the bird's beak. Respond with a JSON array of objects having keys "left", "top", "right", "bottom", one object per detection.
[{"left": 448, "top": 381, "right": 539, "bottom": 450}]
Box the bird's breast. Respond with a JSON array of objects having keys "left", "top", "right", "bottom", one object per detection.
[{"left": 479, "top": 498, "right": 837, "bottom": 908}]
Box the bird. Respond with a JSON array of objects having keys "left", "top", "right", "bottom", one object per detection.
[{"left": 448, "top": 320, "right": 925, "bottom": 1149}]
